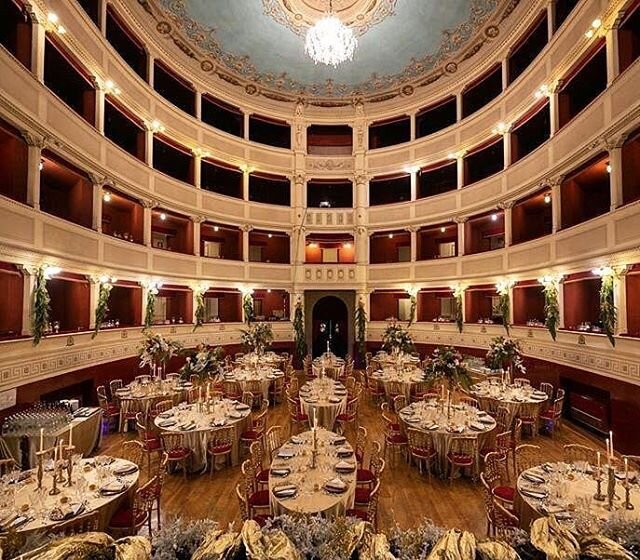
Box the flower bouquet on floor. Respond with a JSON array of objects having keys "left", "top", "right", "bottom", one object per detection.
[
  {"left": 422, "top": 346, "right": 472, "bottom": 392},
  {"left": 179, "top": 344, "right": 225, "bottom": 383},
  {"left": 138, "top": 332, "right": 182, "bottom": 377},
  {"left": 381, "top": 320, "right": 415, "bottom": 355},
  {"left": 240, "top": 322, "right": 274, "bottom": 355},
  {"left": 485, "top": 336, "right": 526, "bottom": 381}
]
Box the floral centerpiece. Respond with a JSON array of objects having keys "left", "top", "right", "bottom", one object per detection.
[
  {"left": 179, "top": 344, "right": 225, "bottom": 382},
  {"left": 422, "top": 346, "right": 472, "bottom": 392},
  {"left": 381, "top": 320, "right": 414, "bottom": 354},
  {"left": 486, "top": 336, "right": 526, "bottom": 378},
  {"left": 240, "top": 322, "right": 274, "bottom": 355},
  {"left": 138, "top": 332, "right": 182, "bottom": 376}
]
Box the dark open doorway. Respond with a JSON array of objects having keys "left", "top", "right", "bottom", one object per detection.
[{"left": 309, "top": 295, "right": 350, "bottom": 358}]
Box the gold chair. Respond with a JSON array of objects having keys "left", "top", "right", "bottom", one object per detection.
[
  {"left": 381, "top": 402, "right": 407, "bottom": 464},
  {"left": 207, "top": 426, "right": 234, "bottom": 476},
  {"left": 515, "top": 443, "right": 541, "bottom": 476},
  {"left": 135, "top": 412, "right": 162, "bottom": 475},
  {"left": 355, "top": 425, "right": 368, "bottom": 467},
  {"left": 447, "top": 436, "right": 478, "bottom": 484},
  {"left": 159, "top": 432, "right": 191, "bottom": 479},
  {"left": 108, "top": 476, "right": 157, "bottom": 537},
  {"left": 563, "top": 444, "right": 598, "bottom": 467},
  {"left": 121, "top": 440, "right": 145, "bottom": 473},
  {"left": 265, "top": 425, "right": 284, "bottom": 462},
  {"left": 392, "top": 394, "right": 407, "bottom": 414},
  {"left": 336, "top": 394, "right": 360, "bottom": 436},
  {"left": 539, "top": 382, "right": 554, "bottom": 400},
  {"left": 241, "top": 459, "right": 270, "bottom": 519},
  {"left": 286, "top": 396, "right": 308, "bottom": 435},
  {"left": 407, "top": 428, "right": 437, "bottom": 478},
  {"left": 236, "top": 482, "right": 271, "bottom": 527},
  {"left": 109, "top": 379, "right": 123, "bottom": 399},
  {"left": 240, "top": 400, "right": 269, "bottom": 455},
  {"left": 459, "top": 396, "right": 480, "bottom": 409},
  {"left": 483, "top": 451, "right": 514, "bottom": 509},
  {"left": 539, "top": 390, "right": 564, "bottom": 436},
  {"left": 347, "top": 479, "right": 381, "bottom": 530},
  {"left": 153, "top": 399, "right": 174, "bottom": 417},
  {"left": 49, "top": 510, "right": 99, "bottom": 537},
  {"left": 269, "top": 375, "right": 285, "bottom": 405},
  {"left": 513, "top": 377, "right": 530, "bottom": 386}
]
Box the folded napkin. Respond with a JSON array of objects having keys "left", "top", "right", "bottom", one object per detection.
[
  {"left": 0, "top": 515, "right": 32, "bottom": 532},
  {"left": 469, "top": 422, "right": 485, "bottom": 431},
  {"left": 277, "top": 448, "right": 295, "bottom": 459},
  {"left": 158, "top": 412, "right": 174, "bottom": 419},
  {"left": 113, "top": 464, "right": 138, "bottom": 476},
  {"left": 336, "top": 447, "right": 353, "bottom": 457},
  {"left": 303, "top": 397, "right": 319, "bottom": 403},
  {"left": 49, "top": 503, "right": 85, "bottom": 521},
  {"left": 521, "top": 488, "right": 548, "bottom": 500},
  {"left": 335, "top": 460, "right": 356, "bottom": 473},
  {"left": 211, "top": 418, "right": 226, "bottom": 427},
  {"left": 325, "top": 478, "right": 347, "bottom": 492},
  {"left": 427, "top": 424, "right": 440, "bottom": 430},
  {"left": 273, "top": 484, "right": 297, "bottom": 498},
  {"left": 478, "top": 416, "right": 495, "bottom": 424},
  {"left": 290, "top": 436, "right": 304, "bottom": 444},
  {"left": 331, "top": 436, "right": 346, "bottom": 445},
  {"left": 533, "top": 391, "right": 547, "bottom": 397},
  {"left": 100, "top": 481, "right": 128, "bottom": 495},
  {"left": 270, "top": 467, "right": 291, "bottom": 477},
  {"left": 158, "top": 420, "right": 177, "bottom": 428},
  {"left": 523, "top": 472, "right": 546, "bottom": 484},
  {"left": 235, "top": 403, "right": 250, "bottom": 410},
  {"left": 180, "top": 422, "right": 197, "bottom": 431},
  {"left": 447, "top": 426, "right": 465, "bottom": 433},
  {"left": 329, "top": 397, "right": 343, "bottom": 403}
]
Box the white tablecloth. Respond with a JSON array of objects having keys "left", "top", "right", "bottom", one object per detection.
[{"left": 299, "top": 379, "right": 347, "bottom": 431}]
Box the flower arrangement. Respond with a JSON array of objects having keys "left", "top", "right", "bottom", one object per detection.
[
  {"left": 381, "top": 320, "right": 414, "bottom": 354},
  {"left": 495, "top": 279, "right": 514, "bottom": 335},
  {"left": 486, "top": 335, "right": 526, "bottom": 376},
  {"left": 240, "top": 322, "right": 273, "bottom": 354},
  {"left": 31, "top": 266, "right": 51, "bottom": 346},
  {"left": 138, "top": 332, "right": 182, "bottom": 372},
  {"left": 242, "top": 292, "right": 254, "bottom": 325},
  {"left": 452, "top": 285, "right": 464, "bottom": 333},
  {"left": 595, "top": 267, "right": 618, "bottom": 347},
  {"left": 193, "top": 289, "right": 206, "bottom": 332},
  {"left": 422, "top": 346, "right": 472, "bottom": 390},
  {"left": 179, "top": 344, "right": 225, "bottom": 382},
  {"left": 151, "top": 517, "right": 218, "bottom": 560},
  {"left": 293, "top": 299, "right": 307, "bottom": 361},
  {"left": 92, "top": 279, "right": 114, "bottom": 339}
]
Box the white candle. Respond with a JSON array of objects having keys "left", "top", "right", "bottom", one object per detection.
[
  {"left": 69, "top": 424, "right": 73, "bottom": 447},
  {"left": 597, "top": 451, "right": 601, "bottom": 469},
  {"left": 199, "top": 387, "right": 202, "bottom": 402},
  {"left": 605, "top": 438, "right": 610, "bottom": 464},
  {"left": 39, "top": 428, "right": 44, "bottom": 452},
  {"left": 58, "top": 439, "right": 64, "bottom": 462},
  {"left": 625, "top": 458, "right": 629, "bottom": 481},
  {"left": 609, "top": 430, "right": 614, "bottom": 459},
  {"left": 53, "top": 444, "right": 58, "bottom": 463}
]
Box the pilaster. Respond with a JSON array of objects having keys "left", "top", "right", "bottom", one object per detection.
[
  {"left": 455, "top": 216, "right": 468, "bottom": 256},
  {"left": 18, "top": 266, "right": 35, "bottom": 336},
  {"left": 89, "top": 173, "right": 105, "bottom": 232},
  {"left": 22, "top": 131, "right": 47, "bottom": 210},
  {"left": 192, "top": 215, "right": 205, "bottom": 256},
  {"left": 141, "top": 199, "right": 156, "bottom": 247},
  {"left": 241, "top": 224, "right": 253, "bottom": 263}
]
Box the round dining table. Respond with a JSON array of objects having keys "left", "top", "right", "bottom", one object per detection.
[
  {"left": 0, "top": 456, "right": 139, "bottom": 535},
  {"left": 371, "top": 351, "right": 420, "bottom": 370},
  {"left": 298, "top": 378, "right": 348, "bottom": 430},
  {"left": 268, "top": 428, "right": 357, "bottom": 518},
  {"left": 514, "top": 461, "right": 640, "bottom": 530},
  {"left": 371, "top": 366, "right": 423, "bottom": 400},
  {"left": 153, "top": 400, "right": 252, "bottom": 472},
  {"left": 312, "top": 353, "right": 345, "bottom": 379},
  {"left": 235, "top": 352, "right": 284, "bottom": 370},
  {"left": 224, "top": 367, "right": 284, "bottom": 402},
  {"left": 399, "top": 399, "right": 497, "bottom": 475},
  {"left": 470, "top": 381, "right": 549, "bottom": 427}
]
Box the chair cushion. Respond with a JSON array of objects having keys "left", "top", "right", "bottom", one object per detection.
[
  {"left": 106, "top": 404, "right": 120, "bottom": 415},
  {"left": 248, "top": 490, "right": 270, "bottom": 508},
  {"left": 209, "top": 442, "right": 233, "bottom": 454},
  {"left": 241, "top": 430, "right": 263, "bottom": 440},
  {"left": 144, "top": 438, "right": 162, "bottom": 451},
  {"left": 256, "top": 469, "right": 269, "bottom": 484},
  {"left": 292, "top": 414, "right": 308, "bottom": 422},
  {"left": 386, "top": 434, "right": 408, "bottom": 445},
  {"left": 411, "top": 446, "right": 436, "bottom": 459},
  {"left": 357, "top": 469, "right": 375, "bottom": 484},
  {"left": 336, "top": 413, "right": 354, "bottom": 422},
  {"left": 109, "top": 507, "right": 147, "bottom": 528},
  {"left": 493, "top": 486, "right": 515, "bottom": 502},
  {"left": 346, "top": 508, "right": 368, "bottom": 521},
  {"left": 167, "top": 447, "right": 190, "bottom": 460},
  {"left": 354, "top": 487, "right": 372, "bottom": 504},
  {"left": 448, "top": 453, "right": 473, "bottom": 465}
]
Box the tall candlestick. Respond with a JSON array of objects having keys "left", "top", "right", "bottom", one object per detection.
[
  {"left": 625, "top": 458, "right": 629, "bottom": 481},
  {"left": 605, "top": 438, "right": 610, "bottom": 464},
  {"left": 53, "top": 444, "right": 58, "bottom": 463},
  {"left": 69, "top": 424, "right": 73, "bottom": 448},
  {"left": 40, "top": 428, "right": 44, "bottom": 452},
  {"left": 609, "top": 430, "right": 614, "bottom": 460},
  {"left": 597, "top": 451, "right": 601, "bottom": 470}
]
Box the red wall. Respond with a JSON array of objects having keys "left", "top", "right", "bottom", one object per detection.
[
  {"left": 563, "top": 278, "right": 600, "bottom": 329},
  {"left": 513, "top": 286, "right": 545, "bottom": 324},
  {"left": 0, "top": 264, "right": 24, "bottom": 338}
]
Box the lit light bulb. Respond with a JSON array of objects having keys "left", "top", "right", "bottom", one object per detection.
[
  {"left": 440, "top": 227, "right": 446, "bottom": 233},
  {"left": 57, "top": 26, "right": 66, "bottom": 35},
  {"left": 268, "top": 233, "right": 273, "bottom": 238},
  {"left": 592, "top": 18, "right": 602, "bottom": 29},
  {"left": 585, "top": 29, "right": 594, "bottom": 38},
  {"left": 47, "top": 13, "right": 59, "bottom": 24},
  {"left": 159, "top": 212, "right": 167, "bottom": 221},
  {"left": 606, "top": 163, "right": 612, "bottom": 173},
  {"left": 213, "top": 226, "right": 219, "bottom": 232},
  {"left": 343, "top": 242, "right": 352, "bottom": 249},
  {"left": 267, "top": 289, "right": 272, "bottom": 293},
  {"left": 388, "top": 233, "right": 394, "bottom": 239},
  {"left": 491, "top": 214, "right": 498, "bottom": 222},
  {"left": 39, "top": 159, "right": 44, "bottom": 171},
  {"left": 103, "top": 191, "right": 112, "bottom": 202},
  {"left": 543, "top": 193, "right": 551, "bottom": 204}
]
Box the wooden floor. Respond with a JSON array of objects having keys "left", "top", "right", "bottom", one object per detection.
[{"left": 99, "top": 376, "right": 606, "bottom": 536}]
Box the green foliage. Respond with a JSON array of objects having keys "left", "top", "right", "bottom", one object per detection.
[
  {"left": 422, "top": 346, "right": 472, "bottom": 391},
  {"left": 293, "top": 300, "right": 307, "bottom": 360},
  {"left": 381, "top": 320, "right": 414, "bottom": 354},
  {"left": 454, "top": 292, "right": 463, "bottom": 333},
  {"left": 407, "top": 295, "right": 417, "bottom": 327},
  {"left": 486, "top": 336, "right": 527, "bottom": 376},
  {"left": 92, "top": 282, "right": 113, "bottom": 339},
  {"left": 193, "top": 291, "right": 205, "bottom": 332},
  {"left": 542, "top": 281, "right": 560, "bottom": 341},
  {"left": 600, "top": 274, "right": 617, "bottom": 347},
  {"left": 498, "top": 292, "right": 510, "bottom": 335},
  {"left": 144, "top": 290, "right": 156, "bottom": 330},
  {"left": 240, "top": 322, "right": 274, "bottom": 354},
  {"left": 242, "top": 293, "right": 254, "bottom": 325},
  {"left": 179, "top": 344, "right": 225, "bottom": 382},
  {"left": 354, "top": 299, "right": 367, "bottom": 355},
  {"left": 32, "top": 267, "right": 50, "bottom": 346}
]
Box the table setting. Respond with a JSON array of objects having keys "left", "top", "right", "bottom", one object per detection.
[
  {"left": 312, "top": 352, "right": 345, "bottom": 379},
  {"left": 116, "top": 377, "right": 191, "bottom": 423},
  {"left": 268, "top": 428, "right": 356, "bottom": 517},
  {"left": 153, "top": 399, "right": 252, "bottom": 470},
  {"left": 235, "top": 352, "right": 284, "bottom": 370},
  {"left": 298, "top": 378, "right": 348, "bottom": 430},
  {"left": 0, "top": 455, "right": 138, "bottom": 535},
  {"left": 370, "top": 366, "right": 424, "bottom": 400},
  {"left": 398, "top": 399, "right": 497, "bottom": 473},
  {"left": 471, "top": 380, "right": 549, "bottom": 426},
  {"left": 224, "top": 367, "right": 284, "bottom": 402}
]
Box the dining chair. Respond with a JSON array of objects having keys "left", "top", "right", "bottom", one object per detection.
[
  {"left": 411, "top": 381, "right": 430, "bottom": 402},
  {"left": 514, "top": 443, "right": 541, "bottom": 476},
  {"left": 386, "top": 380, "right": 404, "bottom": 404},
  {"left": 392, "top": 394, "right": 407, "bottom": 414},
  {"left": 109, "top": 379, "right": 123, "bottom": 399},
  {"left": 286, "top": 396, "right": 308, "bottom": 435},
  {"left": 249, "top": 440, "right": 269, "bottom": 490},
  {"left": 380, "top": 402, "right": 407, "bottom": 464},
  {"left": 513, "top": 377, "right": 530, "bottom": 386},
  {"left": 483, "top": 451, "right": 514, "bottom": 509},
  {"left": 519, "top": 402, "right": 541, "bottom": 437},
  {"left": 240, "top": 400, "right": 269, "bottom": 455},
  {"left": 241, "top": 459, "right": 270, "bottom": 519},
  {"left": 135, "top": 412, "right": 162, "bottom": 475},
  {"left": 355, "top": 457, "right": 385, "bottom": 507},
  {"left": 153, "top": 399, "right": 174, "bottom": 417},
  {"left": 447, "top": 436, "right": 478, "bottom": 484},
  {"left": 495, "top": 406, "right": 511, "bottom": 431},
  {"left": 459, "top": 396, "right": 480, "bottom": 409},
  {"left": 223, "top": 380, "right": 243, "bottom": 401},
  {"left": 480, "top": 472, "right": 518, "bottom": 537},
  {"left": 355, "top": 425, "right": 368, "bottom": 468},
  {"left": 134, "top": 375, "right": 151, "bottom": 384},
  {"left": 406, "top": 428, "right": 437, "bottom": 478},
  {"left": 207, "top": 426, "right": 234, "bottom": 476},
  {"left": 108, "top": 476, "right": 156, "bottom": 538},
  {"left": 344, "top": 376, "right": 356, "bottom": 393},
  {"left": 269, "top": 375, "right": 285, "bottom": 405},
  {"left": 245, "top": 379, "right": 264, "bottom": 408},
  {"left": 236, "top": 482, "right": 271, "bottom": 527},
  {"left": 539, "top": 391, "right": 564, "bottom": 436},
  {"left": 160, "top": 432, "right": 191, "bottom": 479},
  {"left": 265, "top": 425, "right": 284, "bottom": 462},
  {"left": 563, "top": 444, "right": 598, "bottom": 467},
  {"left": 336, "top": 394, "right": 360, "bottom": 436},
  {"left": 539, "top": 382, "right": 554, "bottom": 400},
  {"left": 49, "top": 510, "right": 100, "bottom": 537},
  {"left": 347, "top": 479, "right": 381, "bottom": 530},
  {"left": 97, "top": 385, "right": 120, "bottom": 432},
  {"left": 121, "top": 440, "right": 145, "bottom": 473}
]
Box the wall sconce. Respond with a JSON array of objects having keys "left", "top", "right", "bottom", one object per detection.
[
  {"left": 440, "top": 226, "right": 446, "bottom": 233},
  {"left": 606, "top": 163, "right": 612, "bottom": 173},
  {"left": 491, "top": 213, "right": 498, "bottom": 221},
  {"left": 543, "top": 193, "right": 551, "bottom": 204},
  {"left": 268, "top": 233, "right": 273, "bottom": 238},
  {"left": 149, "top": 120, "right": 165, "bottom": 134},
  {"left": 159, "top": 212, "right": 167, "bottom": 221},
  {"left": 388, "top": 233, "right": 394, "bottom": 239},
  {"left": 104, "top": 80, "right": 121, "bottom": 95},
  {"left": 43, "top": 265, "right": 62, "bottom": 279},
  {"left": 585, "top": 18, "right": 602, "bottom": 38},
  {"left": 39, "top": 159, "right": 44, "bottom": 171},
  {"left": 102, "top": 190, "right": 112, "bottom": 202},
  {"left": 213, "top": 226, "right": 219, "bottom": 232},
  {"left": 343, "top": 242, "right": 352, "bottom": 249}
]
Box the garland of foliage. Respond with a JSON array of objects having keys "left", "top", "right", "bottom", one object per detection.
[
  {"left": 407, "top": 294, "right": 417, "bottom": 327},
  {"left": 31, "top": 266, "right": 51, "bottom": 346},
  {"left": 498, "top": 292, "right": 510, "bottom": 335},
  {"left": 143, "top": 289, "right": 156, "bottom": 330},
  {"left": 293, "top": 300, "right": 306, "bottom": 361},
  {"left": 600, "top": 272, "right": 617, "bottom": 347},
  {"left": 179, "top": 344, "right": 225, "bottom": 382},
  {"left": 242, "top": 293, "right": 254, "bottom": 325},
  {"left": 453, "top": 290, "right": 464, "bottom": 333},
  {"left": 541, "top": 279, "right": 561, "bottom": 341},
  {"left": 193, "top": 291, "right": 205, "bottom": 332},
  {"left": 92, "top": 282, "right": 113, "bottom": 339},
  {"left": 354, "top": 299, "right": 367, "bottom": 356}
]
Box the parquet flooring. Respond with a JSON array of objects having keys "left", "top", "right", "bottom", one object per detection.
[{"left": 98, "top": 375, "right": 606, "bottom": 536}]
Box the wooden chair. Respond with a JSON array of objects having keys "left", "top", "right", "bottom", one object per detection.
[
  {"left": 539, "top": 382, "right": 554, "bottom": 400},
  {"left": 480, "top": 472, "right": 519, "bottom": 538},
  {"left": 134, "top": 375, "right": 151, "bottom": 384},
  {"left": 355, "top": 425, "right": 368, "bottom": 468},
  {"left": 286, "top": 396, "right": 309, "bottom": 435},
  {"left": 447, "top": 436, "right": 478, "bottom": 484},
  {"left": 265, "top": 425, "right": 284, "bottom": 462},
  {"left": 513, "top": 377, "right": 530, "bottom": 386},
  {"left": 241, "top": 459, "right": 270, "bottom": 519},
  {"left": 366, "top": 375, "right": 385, "bottom": 404},
  {"left": 135, "top": 412, "right": 162, "bottom": 475},
  {"left": 459, "top": 396, "right": 480, "bottom": 409},
  {"left": 385, "top": 380, "right": 404, "bottom": 404},
  {"left": 483, "top": 451, "right": 514, "bottom": 509},
  {"left": 519, "top": 401, "right": 541, "bottom": 437},
  {"left": 336, "top": 394, "right": 360, "bottom": 436},
  {"left": 357, "top": 441, "right": 382, "bottom": 488},
  {"left": 563, "top": 444, "right": 597, "bottom": 467},
  {"left": 49, "top": 510, "right": 99, "bottom": 537},
  {"left": 355, "top": 458, "right": 385, "bottom": 507},
  {"left": 392, "top": 394, "right": 407, "bottom": 414},
  {"left": 148, "top": 459, "right": 167, "bottom": 531},
  {"left": 120, "top": 398, "right": 145, "bottom": 433},
  {"left": 344, "top": 376, "right": 356, "bottom": 394},
  {"left": 223, "top": 380, "right": 242, "bottom": 401},
  {"left": 286, "top": 376, "right": 299, "bottom": 397},
  {"left": 108, "top": 476, "right": 156, "bottom": 537},
  {"left": 207, "top": 426, "right": 234, "bottom": 476},
  {"left": 249, "top": 440, "right": 269, "bottom": 490},
  {"left": 495, "top": 406, "right": 511, "bottom": 431},
  {"left": 97, "top": 385, "right": 120, "bottom": 432},
  {"left": 303, "top": 355, "right": 313, "bottom": 379},
  {"left": 539, "top": 391, "right": 564, "bottom": 436},
  {"left": 109, "top": 379, "right": 123, "bottom": 399},
  {"left": 160, "top": 432, "right": 191, "bottom": 479},
  {"left": 515, "top": 444, "right": 541, "bottom": 476},
  {"left": 381, "top": 402, "right": 407, "bottom": 464},
  {"left": 407, "top": 428, "right": 437, "bottom": 478},
  {"left": 269, "top": 375, "right": 285, "bottom": 405},
  {"left": 236, "top": 483, "right": 271, "bottom": 527},
  {"left": 240, "top": 400, "right": 269, "bottom": 455},
  {"left": 153, "top": 399, "right": 174, "bottom": 417},
  {"left": 411, "top": 381, "right": 430, "bottom": 402},
  {"left": 347, "top": 479, "right": 381, "bottom": 530},
  {"left": 121, "top": 440, "right": 145, "bottom": 473},
  {"left": 507, "top": 419, "right": 522, "bottom": 478},
  {"left": 245, "top": 379, "right": 264, "bottom": 409}
]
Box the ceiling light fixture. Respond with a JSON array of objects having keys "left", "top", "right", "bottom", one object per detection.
[
  {"left": 305, "top": 0, "right": 357, "bottom": 67},
  {"left": 103, "top": 190, "right": 112, "bottom": 202}
]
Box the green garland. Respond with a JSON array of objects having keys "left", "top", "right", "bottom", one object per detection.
[
  {"left": 92, "top": 282, "right": 113, "bottom": 339},
  {"left": 542, "top": 281, "right": 560, "bottom": 341},
  {"left": 32, "top": 266, "right": 51, "bottom": 346},
  {"left": 454, "top": 292, "right": 463, "bottom": 333},
  {"left": 407, "top": 294, "right": 417, "bottom": 327},
  {"left": 242, "top": 293, "right": 254, "bottom": 325},
  {"left": 143, "top": 289, "right": 156, "bottom": 330},
  {"left": 600, "top": 273, "right": 617, "bottom": 347},
  {"left": 354, "top": 299, "right": 367, "bottom": 356},
  {"left": 193, "top": 291, "right": 206, "bottom": 332},
  {"left": 293, "top": 300, "right": 306, "bottom": 360},
  {"left": 498, "top": 293, "right": 510, "bottom": 335}
]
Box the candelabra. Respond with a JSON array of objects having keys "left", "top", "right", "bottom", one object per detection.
[
  {"left": 623, "top": 480, "right": 635, "bottom": 510},
  {"left": 35, "top": 448, "right": 53, "bottom": 490},
  {"left": 593, "top": 468, "right": 605, "bottom": 501},
  {"left": 64, "top": 444, "right": 76, "bottom": 487},
  {"left": 606, "top": 465, "right": 617, "bottom": 511}
]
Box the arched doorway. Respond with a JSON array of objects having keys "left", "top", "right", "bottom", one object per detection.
[{"left": 311, "top": 295, "right": 349, "bottom": 358}]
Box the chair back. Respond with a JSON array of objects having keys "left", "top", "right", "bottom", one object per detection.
[
  {"left": 96, "top": 385, "right": 108, "bottom": 401},
  {"left": 109, "top": 379, "right": 123, "bottom": 398},
  {"left": 160, "top": 432, "right": 186, "bottom": 454},
  {"left": 154, "top": 400, "right": 174, "bottom": 416},
  {"left": 49, "top": 510, "right": 99, "bottom": 537},
  {"left": 344, "top": 376, "right": 356, "bottom": 393},
  {"left": 407, "top": 428, "right": 434, "bottom": 453},
  {"left": 449, "top": 436, "right": 478, "bottom": 458},
  {"left": 223, "top": 380, "right": 241, "bottom": 398},
  {"left": 135, "top": 412, "right": 156, "bottom": 443},
  {"left": 121, "top": 440, "right": 145, "bottom": 469},
  {"left": 513, "top": 377, "right": 530, "bottom": 387},
  {"left": 131, "top": 476, "right": 157, "bottom": 530},
  {"left": 483, "top": 451, "right": 508, "bottom": 486},
  {"left": 365, "top": 479, "right": 381, "bottom": 528},
  {"left": 251, "top": 400, "right": 269, "bottom": 434},
  {"left": 265, "top": 425, "right": 283, "bottom": 461},
  {"left": 209, "top": 426, "right": 234, "bottom": 454},
  {"left": 495, "top": 406, "right": 511, "bottom": 430},
  {"left": 249, "top": 440, "right": 265, "bottom": 471},
  {"left": 539, "top": 382, "right": 554, "bottom": 399},
  {"left": 515, "top": 444, "right": 541, "bottom": 475},
  {"left": 134, "top": 375, "right": 151, "bottom": 384},
  {"left": 355, "top": 426, "right": 368, "bottom": 466},
  {"left": 563, "top": 444, "right": 597, "bottom": 466},
  {"left": 380, "top": 402, "right": 398, "bottom": 434},
  {"left": 241, "top": 391, "right": 254, "bottom": 407},
  {"left": 460, "top": 396, "right": 479, "bottom": 409},
  {"left": 386, "top": 380, "right": 403, "bottom": 400},
  {"left": 236, "top": 483, "right": 249, "bottom": 521},
  {"left": 165, "top": 373, "right": 179, "bottom": 382},
  {"left": 392, "top": 394, "right": 407, "bottom": 414}
]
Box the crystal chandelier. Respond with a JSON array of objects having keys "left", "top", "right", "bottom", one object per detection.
[{"left": 305, "top": 1, "right": 357, "bottom": 67}]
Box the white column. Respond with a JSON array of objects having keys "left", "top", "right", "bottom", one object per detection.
[
  {"left": 19, "top": 267, "right": 35, "bottom": 336},
  {"left": 607, "top": 136, "right": 626, "bottom": 210},
  {"left": 455, "top": 91, "right": 463, "bottom": 121},
  {"left": 293, "top": 226, "right": 305, "bottom": 265},
  {"left": 29, "top": 16, "right": 45, "bottom": 82},
  {"left": 549, "top": 85, "right": 561, "bottom": 136},
  {"left": 146, "top": 52, "right": 154, "bottom": 87},
  {"left": 456, "top": 217, "right": 467, "bottom": 256},
  {"left": 615, "top": 273, "right": 628, "bottom": 335},
  {"left": 95, "top": 86, "right": 105, "bottom": 135},
  {"left": 409, "top": 228, "right": 417, "bottom": 262},
  {"left": 409, "top": 112, "right": 416, "bottom": 141},
  {"left": 244, "top": 113, "right": 250, "bottom": 140},
  {"left": 242, "top": 169, "right": 250, "bottom": 200},
  {"left": 195, "top": 91, "right": 202, "bottom": 120},
  {"left": 501, "top": 58, "right": 509, "bottom": 89},
  {"left": 22, "top": 132, "right": 45, "bottom": 210},
  {"left": 546, "top": 0, "right": 556, "bottom": 38},
  {"left": 502, "top": 204, "right": 513, "bottom": 246},
  {"left": 90, "top": 175, "right": 104, "bottom": 232},
  {"left": 242, "top": 225, "right": 252, "bottom": 262},
  {"left": 193, "top": 152, "right": 202, "bottom": 188},
  {"left": 193, "top": 217, "right": 203, "bottom": 256},
  {"left": 355, "top": 227, "right": 368, "bottom": 265},
  {"left": 88, "top": 278, "right": 99, "bottom": 329},
  {"left": 550, "top": 180, "right": 562, "bottom": 232},
  {"left": 557, "top": 281, "right": 565, "bottom": 329},
  {"left": 503, "top": 131, "right": 512, "bottom": 167},
  {"left": 410, "top": 170, "right": 417, "bottom": 200},
  {"left": 145, "top": 126, "right": 154, "bottom": 167},
  {"left": 605, "top": 23, "right": 620, "bottom": 86},
  {"left": 507, "top": 285, "right": 515, "bottom": 326},
  {"left": 456, "top": 155, "right": 465, "bottom": 189},
  {"left": 142, "top": 200, "right": 154, "bottom": 247}
]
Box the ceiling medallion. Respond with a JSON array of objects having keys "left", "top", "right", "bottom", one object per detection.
[{"left": 304, "top": 1, "right": 357, "bottom": 66}]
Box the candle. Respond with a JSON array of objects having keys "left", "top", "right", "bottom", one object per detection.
[
  {"left": 40, "top": 428, "right": 44, "bottom": 452},
  {"left": 625, "top": 458, "right": 629, "bottom": 481},
  {"left": 597, "top": 451, "right": 601, "bottom": 470},
  {"left": 58, "top": 439, "right": 64, "bottom": 462},
  {"left": 53, "top": 444, "right": 58, "bottom": 463},
  {"left": 605, "top": 438, "right": 610, "bottom": 464},
  {"left": 609, "top": 430, "right": 614, "bottom": 459},
  {"left": 69, "top": 424, "right": 73, "bottom": 447},
  {"left": 199, "top": 387, "right": 202, "bottom": 402}
]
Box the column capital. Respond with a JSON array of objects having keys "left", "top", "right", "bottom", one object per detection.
[
  {"left": 453, "top": 215, "right": 468, "bottom": 224},
  {"left": 25, "top": 5, "right": 45, "bottom": 25},
  {"left": 241, "top": 223, "right": 254, "bottom": 233},
  {"left": 191, "top": 215, "right": 206, "bottom": 224},
  {"left": 405, "top": 225, "right": 418, "bottom": 233},
  {"left": 294, "top": 173, "right": 306, "bottom": 187},
  {"left": 192, "top": 147, "right": 210, "bottom": 159},
  {"left": 542, "top": 176, "right": 563, "bottom": 190},
  {"left": 353, "top": 225, "right": 367, "bottom": 237},
  {"left": 354, "top": 174, "right": 368, "bottom": 186},
  {"left": 602, "top": 133, "right": 629, "bottom": 151},
  {"left": 497, "top": 200, "right": 514, "bottom": 210},
  {"left": 21, "top": 130, "right": 48, "bottom": 149},
  {"left": 140, "top": 198, "right": 158, "bottom": 209}
]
